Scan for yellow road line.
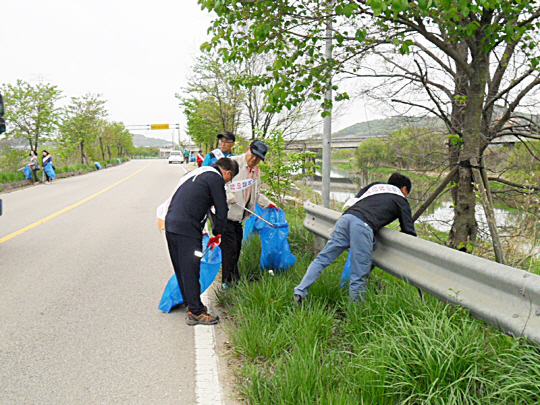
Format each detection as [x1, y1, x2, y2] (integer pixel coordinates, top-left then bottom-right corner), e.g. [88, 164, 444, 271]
[0, 162, 152, 245]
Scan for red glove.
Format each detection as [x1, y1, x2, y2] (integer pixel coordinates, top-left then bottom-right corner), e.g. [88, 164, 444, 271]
[207, 234, 221, 250]
[268, 203, 279, 210]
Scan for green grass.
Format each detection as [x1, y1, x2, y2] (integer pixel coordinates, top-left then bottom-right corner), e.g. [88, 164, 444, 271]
[0, 159, 126, 184]
[0, 171, 26, 183]
[218, 205, 540, 404]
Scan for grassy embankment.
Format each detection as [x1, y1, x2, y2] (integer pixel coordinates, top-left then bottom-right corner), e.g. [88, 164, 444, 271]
[217, 203, 540, 404]
[0, 159, 125, 185]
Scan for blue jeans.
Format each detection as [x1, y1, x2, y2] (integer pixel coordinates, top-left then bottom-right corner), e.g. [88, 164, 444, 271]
[294, 214, 374, 300]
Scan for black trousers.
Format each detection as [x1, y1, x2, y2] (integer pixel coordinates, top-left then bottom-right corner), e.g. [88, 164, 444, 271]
[31, 168, 39, 182]
[165, 231, 205, 315]
[221, 220, 244, 284]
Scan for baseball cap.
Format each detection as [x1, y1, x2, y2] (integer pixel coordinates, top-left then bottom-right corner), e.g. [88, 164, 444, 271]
[249, 140, 268, 161]
[217, 131, 236, 142]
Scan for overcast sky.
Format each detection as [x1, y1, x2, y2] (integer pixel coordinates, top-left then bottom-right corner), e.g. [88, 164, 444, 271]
[2, 0, 372, 143]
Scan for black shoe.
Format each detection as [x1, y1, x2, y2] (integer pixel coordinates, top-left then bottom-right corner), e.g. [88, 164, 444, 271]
[186, 311, 219, 326]
[293, 294, 303, 305]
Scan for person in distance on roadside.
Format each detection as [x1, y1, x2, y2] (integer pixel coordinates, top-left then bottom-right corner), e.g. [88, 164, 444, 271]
[293, 173, 416, 304]
[42, 150, 54, 184]
[201, 131, 235, 166]
[196, 150, 204, 167]
[164, 157, 239, 325]
[29, 150, 40, 184]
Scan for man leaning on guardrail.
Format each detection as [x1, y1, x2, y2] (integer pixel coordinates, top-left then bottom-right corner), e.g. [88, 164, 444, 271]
[293, 173, 417, 303]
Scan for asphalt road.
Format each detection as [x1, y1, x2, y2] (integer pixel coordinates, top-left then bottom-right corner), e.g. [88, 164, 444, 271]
[0, 159, 201, 404]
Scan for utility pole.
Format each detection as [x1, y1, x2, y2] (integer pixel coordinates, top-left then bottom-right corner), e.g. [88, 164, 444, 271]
[321, 0, 334, 208]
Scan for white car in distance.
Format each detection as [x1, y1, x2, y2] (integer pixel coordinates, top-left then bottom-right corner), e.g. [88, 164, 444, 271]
[168, 150, 184, 164]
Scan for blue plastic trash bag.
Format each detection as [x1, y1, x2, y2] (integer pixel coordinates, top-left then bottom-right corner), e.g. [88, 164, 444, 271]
[158, 234, 222, 313]
[23, 165, 31, 180]
[243, 204, 265, 240]
[255, 206, 296, 272]
[94, 162, 102, 170]
[340, 244, 376, 288]
[341, 251, 352, 288]
[44, 164, 56, 180]
[117, 158, 121, 164]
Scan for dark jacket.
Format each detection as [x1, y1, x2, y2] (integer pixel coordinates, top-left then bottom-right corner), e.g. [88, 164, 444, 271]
[165, 164, 228, 238]
[344, 182, 416, 236]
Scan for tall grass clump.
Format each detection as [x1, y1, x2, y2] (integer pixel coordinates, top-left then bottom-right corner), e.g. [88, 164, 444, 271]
[218, 205, 540, 404]
[0, 171, 26, 183]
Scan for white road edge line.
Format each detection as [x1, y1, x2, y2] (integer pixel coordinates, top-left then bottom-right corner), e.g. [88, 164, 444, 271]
[194, 290, 224, 404]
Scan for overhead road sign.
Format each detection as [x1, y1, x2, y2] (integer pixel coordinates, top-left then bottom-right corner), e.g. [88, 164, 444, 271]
[125, 123, 180, 131]
[151, 124, 170, 130]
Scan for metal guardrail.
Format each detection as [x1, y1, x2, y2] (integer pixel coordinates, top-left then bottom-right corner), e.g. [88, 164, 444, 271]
[303, 201, 540, 344]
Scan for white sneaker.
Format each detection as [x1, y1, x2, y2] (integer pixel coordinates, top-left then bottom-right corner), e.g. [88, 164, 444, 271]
[45, 181, 50, 184]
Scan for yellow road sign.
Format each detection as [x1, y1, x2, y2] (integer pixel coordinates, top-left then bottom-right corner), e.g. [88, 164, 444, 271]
[151, 124, 169, 130]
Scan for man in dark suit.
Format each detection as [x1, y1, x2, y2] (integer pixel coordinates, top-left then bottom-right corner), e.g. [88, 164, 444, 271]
[165, 157, 239, 325]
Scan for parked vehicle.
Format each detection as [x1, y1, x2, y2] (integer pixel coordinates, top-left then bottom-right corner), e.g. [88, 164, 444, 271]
[168, 150, 184, 164]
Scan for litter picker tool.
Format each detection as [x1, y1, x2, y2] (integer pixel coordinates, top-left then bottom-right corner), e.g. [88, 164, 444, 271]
[194, 245, 212, 258]
[234, 203, 276, 227]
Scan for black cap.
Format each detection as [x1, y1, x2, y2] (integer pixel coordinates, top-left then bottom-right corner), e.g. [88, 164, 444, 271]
[217, 131, 235, 142]
[249, 140, 268, 161]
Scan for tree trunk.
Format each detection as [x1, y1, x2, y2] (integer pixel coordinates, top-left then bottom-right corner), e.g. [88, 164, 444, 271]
[80, 140, 86, 165]
[448, 56, 489, 250]
[99, 137, 106, 160]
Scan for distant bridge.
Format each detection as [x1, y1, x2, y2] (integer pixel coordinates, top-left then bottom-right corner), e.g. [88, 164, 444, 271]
[285, 135, 387, 151]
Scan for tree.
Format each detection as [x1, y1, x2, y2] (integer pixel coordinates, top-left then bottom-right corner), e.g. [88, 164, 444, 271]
[199, 0, 540, 250]
[59, 94, 107, 164]
[386, 127, 447, 170]
[259, 129, 317, 203]
[179, 52, 322, 148]
[0, 80, 62, 151]
[96, 121, 132, 160]
[177, 54, 244, 148]
[180, 96, 233, 149]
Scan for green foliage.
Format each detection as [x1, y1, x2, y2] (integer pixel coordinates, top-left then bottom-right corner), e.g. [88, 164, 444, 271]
[355, 136, 388, 170]
[386, 127, 447, 169]
[180, 96, 227, 148]
[178, 53, 243, 148]
[331, 148, 356, 160]
[259, 130, 317, 204]
[0, 170, 26, 183]
[1, 80, 62, 151]
[95, 121, 133, 160]
[507, 140, 540, 185]
[131, 146, 159, 157]
[354, 127, 447, 171]
[58, 93, 107, 164]
[0, 145, 27, 172]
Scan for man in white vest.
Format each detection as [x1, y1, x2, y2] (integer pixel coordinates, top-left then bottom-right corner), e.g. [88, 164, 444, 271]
[201, 131, 235, 166]
[223, 140, 278, 287]
[293, 173, 416, 303]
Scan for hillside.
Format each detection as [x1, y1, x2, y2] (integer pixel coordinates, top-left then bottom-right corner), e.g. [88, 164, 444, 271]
[333, 116, 445, 138]
[131, 133, 172, 147]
